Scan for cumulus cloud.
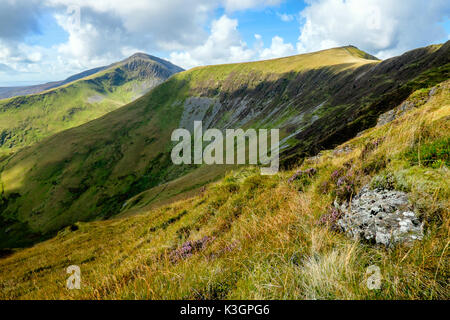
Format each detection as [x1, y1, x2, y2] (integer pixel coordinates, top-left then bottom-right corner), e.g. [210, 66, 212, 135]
[170, 16, 297, 69]
[0, 0, 48, 78]
[297, 0, 450, 59]
[0, 0, 284, 75]
[0, 0, 221, 80]
[223, 0, 283, 12]
[0, 0, 43, 40]
[260, 36, 296, 60]
[0, 39, 45, 72]
[170, 15, 255, 69]
[1, 0, 449, 84]
[46, 0, 216, 67]
[277, 13, 295, 22]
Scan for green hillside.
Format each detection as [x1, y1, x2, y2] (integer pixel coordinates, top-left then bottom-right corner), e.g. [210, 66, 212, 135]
[0, 43, 449, 248]
[0, 53, 183, 157]
[0, 79, 448, 299]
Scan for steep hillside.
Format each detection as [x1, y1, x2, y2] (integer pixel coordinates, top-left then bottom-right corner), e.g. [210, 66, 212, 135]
[0, 80, 448, 299]
[0, 53, 183, 156]
[0, 43, 449, 248]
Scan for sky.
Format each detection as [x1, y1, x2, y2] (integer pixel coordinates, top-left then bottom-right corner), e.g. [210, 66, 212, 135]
[0, 0, 449, 86]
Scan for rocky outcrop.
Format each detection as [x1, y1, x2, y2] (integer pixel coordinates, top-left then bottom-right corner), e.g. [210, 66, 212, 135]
[336, 186, 424, 247]
[377, 101, 416, 127]
[376, 86, 439, 127]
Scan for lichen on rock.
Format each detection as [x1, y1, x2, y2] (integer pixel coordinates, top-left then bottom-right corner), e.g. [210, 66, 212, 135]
[336, 186, 424, 247]
[377, 101, 416, 127]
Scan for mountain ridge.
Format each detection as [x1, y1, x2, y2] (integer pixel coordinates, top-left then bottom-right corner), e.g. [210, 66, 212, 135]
[0, 42, 448, 248]
[188, 45, 380, 73]
[0, 54, 183, 99]
[0, 53, 184, 157]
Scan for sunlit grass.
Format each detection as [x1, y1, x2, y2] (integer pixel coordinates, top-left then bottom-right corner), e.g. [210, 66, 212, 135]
[0, 81, 448, 300]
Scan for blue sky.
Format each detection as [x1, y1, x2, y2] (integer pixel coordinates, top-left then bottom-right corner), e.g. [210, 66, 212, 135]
[221, 1, 307, 46]
[0, 0, 449, 86]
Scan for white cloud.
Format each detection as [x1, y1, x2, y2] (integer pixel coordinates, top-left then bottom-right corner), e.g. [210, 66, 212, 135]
[260, 36, 295, 60]
[297, 0, 450, 59]
[170, 15, 255, 69]
[170, 16, 298, 69]
[53, 10, 130, 70]
[0, 0, 43, 40]
[0, 0, 50, 80]
[0, 0, 222, 82]
[0, 0, 291, 83]
[46, 0, 215, 63]
[1, 0, 449, 84]
[223, 0, 282, 12]
[277, 13, 294, 22]
[0, 0, 285, 79]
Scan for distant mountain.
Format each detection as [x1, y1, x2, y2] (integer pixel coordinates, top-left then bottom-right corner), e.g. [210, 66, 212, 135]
[0, 53, 183, 99]
[0, 53, 183, 156]
[0, 67, 107, 99]
[0, 43, 448, 248]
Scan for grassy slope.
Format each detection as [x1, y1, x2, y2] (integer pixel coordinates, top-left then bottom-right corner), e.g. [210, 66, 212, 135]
[0, 81, 448, 300]
[80, 44, 450, 220]
[0, 44, 448, 249]
[188, 45, 377, 76]
[106, 47, 384, 214]
[0, 77, 193, 247]
[0, 46, 380, 245]
[0, 54, 181, 157]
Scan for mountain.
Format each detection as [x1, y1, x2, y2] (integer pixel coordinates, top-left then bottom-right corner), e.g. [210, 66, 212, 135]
[1, 78, 448, 299]
[0, 43, 449, 248]
[0, 53, 184, 156]
[0, 53, 183, 100]
[0, 66, 107, 100]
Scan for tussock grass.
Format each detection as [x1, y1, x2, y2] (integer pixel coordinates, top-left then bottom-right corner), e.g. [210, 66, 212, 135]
[0, 81, 448, 300]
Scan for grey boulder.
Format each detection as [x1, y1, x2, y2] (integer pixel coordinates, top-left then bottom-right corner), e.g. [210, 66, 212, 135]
[336, 186, 424, 247]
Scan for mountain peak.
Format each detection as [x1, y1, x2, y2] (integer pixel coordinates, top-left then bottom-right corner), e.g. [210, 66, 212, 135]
[341, 45, 380, 61]
[127, 52, 153, 60]
[121, 52, 185, 73]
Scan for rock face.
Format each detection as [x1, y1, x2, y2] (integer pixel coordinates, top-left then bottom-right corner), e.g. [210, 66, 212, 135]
[376, 85, 440, 127]
[377, 101, 416, 127]
[337, 186, 424, 247]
